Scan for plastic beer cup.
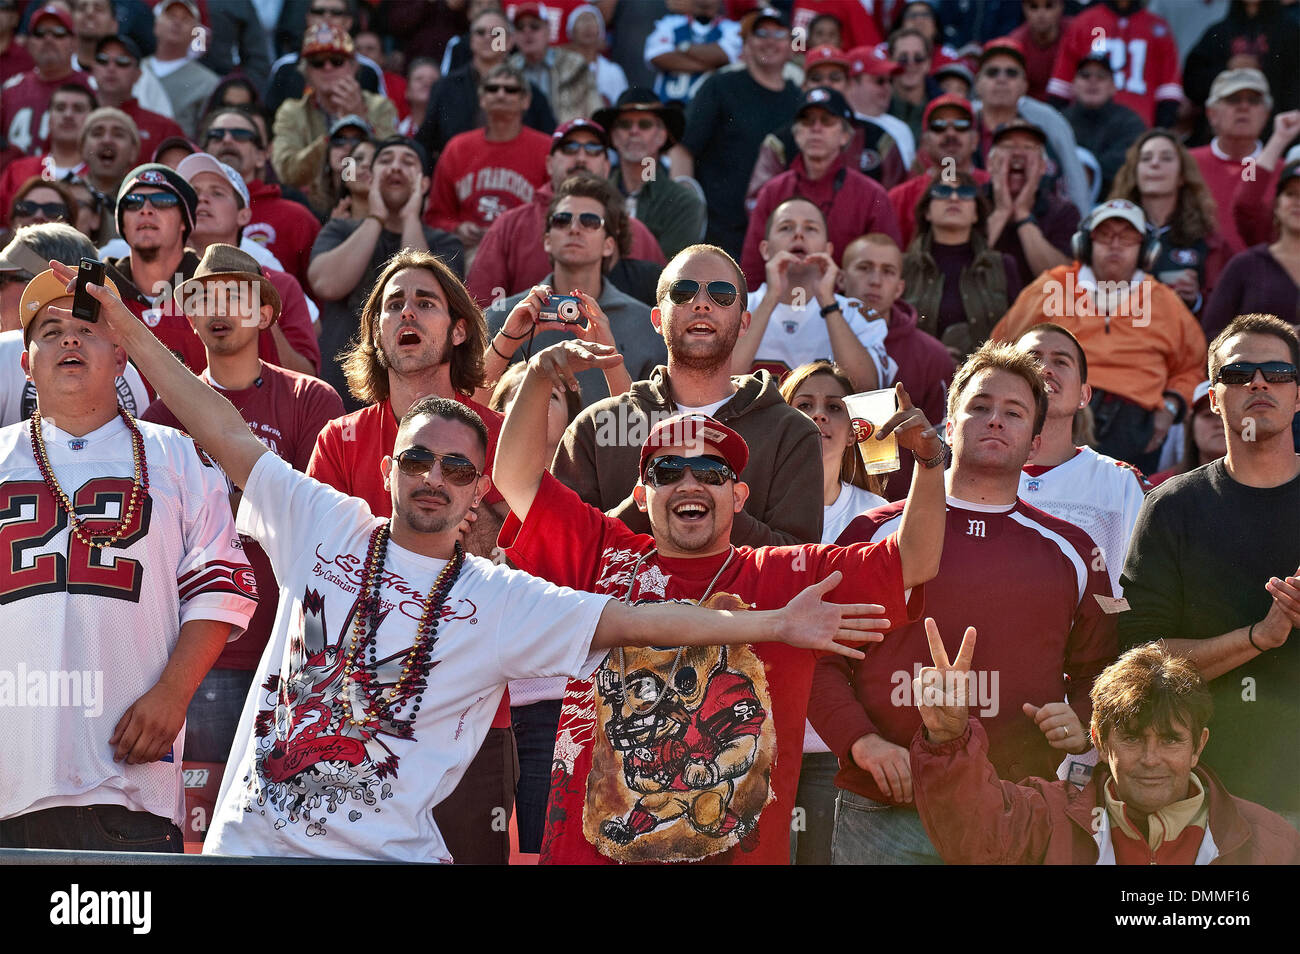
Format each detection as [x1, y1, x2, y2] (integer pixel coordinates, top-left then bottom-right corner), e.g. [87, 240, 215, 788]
[844, 388, 900, 474]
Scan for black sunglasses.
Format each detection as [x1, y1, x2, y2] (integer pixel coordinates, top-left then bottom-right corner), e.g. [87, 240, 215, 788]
[666, 279, 739, 308]
[894, 53, 928, 65]
[307, 55, 349, 69]
[557, 140, 605, 156]
[982, 66, 1023, 79]
[394, 449, 481, 486]
[482, 83, 522, 95]
[120, 192, 181, 211]
[205, 126, 262, 146]
[13, 200, 68, 220]
[929, 183, 977, 200]
[548, 210, 604, 231]
[95, 53, 136, 67]
[928, 118, 972, 132]
[309, 5, 348, 15]
[1215, 361, 1299, 386]
[329, 132, 365, 147]
[32, 26, 70, 38]
[644, 455, 736, 488]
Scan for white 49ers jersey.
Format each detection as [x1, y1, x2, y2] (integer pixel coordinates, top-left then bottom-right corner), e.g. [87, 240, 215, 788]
[0, 415, 256, 827]
[1019, 446, 1149, 596]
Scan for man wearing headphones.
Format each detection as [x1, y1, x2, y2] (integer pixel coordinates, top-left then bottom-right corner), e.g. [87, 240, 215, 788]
[992, 199, 1206, 473]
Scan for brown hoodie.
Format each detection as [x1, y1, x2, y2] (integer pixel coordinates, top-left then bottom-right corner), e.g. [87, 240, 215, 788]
[550, 366, 824, 546]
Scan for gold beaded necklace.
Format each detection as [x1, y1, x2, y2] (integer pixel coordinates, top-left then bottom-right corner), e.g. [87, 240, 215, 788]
[29, 407, 148, 550]
[339, 522, 464, 728]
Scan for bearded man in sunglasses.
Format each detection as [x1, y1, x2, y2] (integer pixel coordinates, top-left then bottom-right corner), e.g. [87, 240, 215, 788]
[53, 263, 886, 862]
[495, 344, 944, 864]
[553, 244, 826, 545]
[1120, 314, 1300, 825]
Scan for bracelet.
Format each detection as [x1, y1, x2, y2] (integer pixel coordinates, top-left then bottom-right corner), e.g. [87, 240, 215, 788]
[819, 302, 842, 318]
[1012, 215, 1035, 229]
[496, 326, 532, 340]
[1248, 621, 1265, 653]
[914, 437, 947, 470]
[490, 339, 513, 360]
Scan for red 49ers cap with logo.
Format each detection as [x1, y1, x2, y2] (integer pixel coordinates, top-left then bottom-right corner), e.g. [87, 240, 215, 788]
[639, 413, 749, 479]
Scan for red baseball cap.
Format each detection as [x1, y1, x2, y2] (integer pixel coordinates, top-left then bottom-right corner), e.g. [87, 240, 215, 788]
[639, 414, 749, 480]
[511, 2, 545, 25]
[30, 4, 74, 32]
[922, 92, 973, 126]
[848, 44, 901, 78]
[980, 36, 1026, 69]
[804, 45, 850, 71]
[550, 117, 608, 152]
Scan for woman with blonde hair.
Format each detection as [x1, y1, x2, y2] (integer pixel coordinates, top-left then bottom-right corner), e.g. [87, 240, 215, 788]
[1109, 129, 1235, 313]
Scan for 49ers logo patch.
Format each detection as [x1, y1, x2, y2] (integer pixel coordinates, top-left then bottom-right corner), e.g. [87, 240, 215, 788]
[851, 417, 874, 442]
[233, 566, 258, 598]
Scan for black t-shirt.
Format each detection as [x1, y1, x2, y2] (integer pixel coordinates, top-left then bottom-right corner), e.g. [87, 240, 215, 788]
[1119, 459, 1300, 813]
[682, 70, 802, 257]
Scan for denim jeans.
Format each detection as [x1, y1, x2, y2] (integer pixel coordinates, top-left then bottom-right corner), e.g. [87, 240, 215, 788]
[790, 752, 839, 865]
[831, 789, 943, 865]
[184, 668, 256, 763]
[0, 804, 183, 852]
[511, 699, 562, 854]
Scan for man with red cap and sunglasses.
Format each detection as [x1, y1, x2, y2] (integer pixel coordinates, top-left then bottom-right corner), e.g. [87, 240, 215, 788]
[492, 334, 946, 864]
[1, 4, 93, 157]
[1120, 313, 1300, 826]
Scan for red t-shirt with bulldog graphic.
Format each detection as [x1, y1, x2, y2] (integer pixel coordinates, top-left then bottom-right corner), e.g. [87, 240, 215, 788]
[500, 472, 917, 865]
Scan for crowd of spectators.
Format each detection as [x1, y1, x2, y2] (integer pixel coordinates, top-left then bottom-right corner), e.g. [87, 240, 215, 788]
[0, 0, 1298, 867]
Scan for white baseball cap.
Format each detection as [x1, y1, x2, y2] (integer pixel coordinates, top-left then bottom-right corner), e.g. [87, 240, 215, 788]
[1088, 198, 1146, 234]
[176, 152, 251, 209]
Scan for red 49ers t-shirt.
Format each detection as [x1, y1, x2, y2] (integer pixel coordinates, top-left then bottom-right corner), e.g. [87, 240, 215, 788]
[306, 395, 504, 514]
[426, 127, 550, 233]
[500, 472, 918, 865]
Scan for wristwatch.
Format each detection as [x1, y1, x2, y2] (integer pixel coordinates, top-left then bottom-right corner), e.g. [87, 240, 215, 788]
[1012, 214, 1036, 229]
[1161, 393, 1184, 424]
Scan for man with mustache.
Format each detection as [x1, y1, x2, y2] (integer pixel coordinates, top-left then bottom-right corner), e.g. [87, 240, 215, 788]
[887, 94, 987, 248]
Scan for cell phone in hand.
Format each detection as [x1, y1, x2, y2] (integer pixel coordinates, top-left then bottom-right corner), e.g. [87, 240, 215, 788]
[72, 258, 104, 322]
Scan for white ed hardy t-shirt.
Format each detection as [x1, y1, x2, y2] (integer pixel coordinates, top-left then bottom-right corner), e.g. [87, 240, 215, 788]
[204, 454, 611, 862]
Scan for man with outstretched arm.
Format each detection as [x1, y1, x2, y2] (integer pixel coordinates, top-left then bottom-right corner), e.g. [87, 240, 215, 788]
[52, 263, 881, 863]
[491, 337, 946, 865]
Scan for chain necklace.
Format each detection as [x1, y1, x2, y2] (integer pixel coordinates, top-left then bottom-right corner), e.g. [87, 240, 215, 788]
[339, 522, 464, 727]
[30, 407, 148, 550]
[615, 545, 736, 716]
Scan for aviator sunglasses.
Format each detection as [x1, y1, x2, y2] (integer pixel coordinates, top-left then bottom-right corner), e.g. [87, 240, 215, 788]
[394, 448, 481, 485]
[644, 455, 736, 488]
[666, 279, 738, 307]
